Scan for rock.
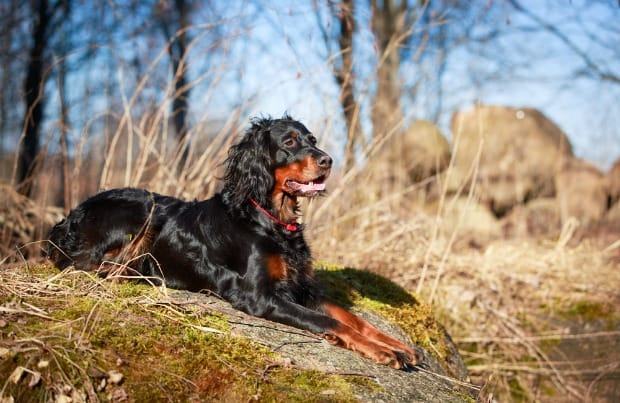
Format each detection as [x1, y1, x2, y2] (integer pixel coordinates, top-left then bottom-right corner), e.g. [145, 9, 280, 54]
[502, 197, 561, 238]
[608, 157, 620, 206]
[438, 197, 502, 247]
[168, 267, 474, 402]
[606, 199, 620, 222]
[107, 370, 124, 385]
[556, 158, 608, 225]
[368, 120, 451, 189]
[451, 105, 573, 217]
[403, 120, 452, 182]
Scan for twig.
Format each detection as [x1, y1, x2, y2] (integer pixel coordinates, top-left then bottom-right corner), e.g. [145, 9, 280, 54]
[0, 306, 57, 322]
[416, 367, 481, 391]
[272, 340, 323, 352]
[455, 330, 620, 344]
[585, 362, 619, 401]
[323, 370, 379, 380]
[227, 320, 322, 340]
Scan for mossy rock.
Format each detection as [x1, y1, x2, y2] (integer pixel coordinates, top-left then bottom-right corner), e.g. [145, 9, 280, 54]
[315, 265, 469, 379]
[0, 264, 474, 402]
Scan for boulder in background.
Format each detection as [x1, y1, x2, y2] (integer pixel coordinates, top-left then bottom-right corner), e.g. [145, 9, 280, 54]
[451, 105, 573, 217]
[608, 157, 620, 207]
[556, 158, 608, 226]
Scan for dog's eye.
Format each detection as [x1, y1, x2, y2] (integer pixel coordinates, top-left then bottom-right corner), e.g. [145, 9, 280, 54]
[283, 138, 297, 148]
[308, 136, 317, 145]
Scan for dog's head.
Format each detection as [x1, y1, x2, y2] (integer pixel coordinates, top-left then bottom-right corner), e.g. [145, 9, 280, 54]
[223, 115, 332, 216]
[269, 118, 332, 199]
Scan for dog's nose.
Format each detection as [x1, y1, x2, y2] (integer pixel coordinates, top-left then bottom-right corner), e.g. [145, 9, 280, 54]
[317, 154, 332, 169]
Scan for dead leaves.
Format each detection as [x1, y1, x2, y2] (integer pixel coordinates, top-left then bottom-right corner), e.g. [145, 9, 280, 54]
[8, 365, 41, 388]
[4, 361, 126, 402]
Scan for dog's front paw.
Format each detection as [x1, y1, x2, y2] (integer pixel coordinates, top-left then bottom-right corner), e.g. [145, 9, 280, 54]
[367, 345, 418, 370]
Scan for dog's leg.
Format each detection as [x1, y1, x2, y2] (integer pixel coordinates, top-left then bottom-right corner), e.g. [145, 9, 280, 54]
[228, 290, 414, 368]
[322, 301, 423, 367]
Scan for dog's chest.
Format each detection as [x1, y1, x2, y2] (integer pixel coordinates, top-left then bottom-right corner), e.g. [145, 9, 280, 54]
[263, 234, 312, 283]
[265, 252, 311, 282]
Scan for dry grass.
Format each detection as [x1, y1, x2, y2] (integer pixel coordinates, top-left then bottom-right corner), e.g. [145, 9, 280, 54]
[308, 164, 620, 401]
[3, 134, 620, 402]
[1, 72, 619, 400]
[434, 238, 619, 401]
[0, 185, 64, 263]
[0, 264, 383, 401]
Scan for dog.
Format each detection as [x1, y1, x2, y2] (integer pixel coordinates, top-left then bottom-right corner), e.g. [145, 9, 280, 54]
[46, 115, 421, 369]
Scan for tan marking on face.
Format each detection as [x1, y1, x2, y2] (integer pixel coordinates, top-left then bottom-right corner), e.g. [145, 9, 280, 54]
[273, 156, 321, 193]
[271, 156, 322, 222]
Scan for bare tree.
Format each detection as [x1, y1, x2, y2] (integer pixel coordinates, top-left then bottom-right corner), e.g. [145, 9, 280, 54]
[314, 0, 363, 171]
[17, 0, 72, 197]
[369, 0, 412, 142]
[316, 0, 453, 172]
[155, 0, 192, 168]
[508, 0, 620, 85]
[0, 3, 27, 156]
[18, 0, 52, 196]
[334, 0, 363, 172]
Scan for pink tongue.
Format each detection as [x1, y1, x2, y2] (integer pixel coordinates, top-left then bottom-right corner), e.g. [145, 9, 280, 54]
[289, 181, 325, 192]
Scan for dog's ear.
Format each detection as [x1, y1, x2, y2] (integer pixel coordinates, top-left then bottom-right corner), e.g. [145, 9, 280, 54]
[222, 118, 274, 210]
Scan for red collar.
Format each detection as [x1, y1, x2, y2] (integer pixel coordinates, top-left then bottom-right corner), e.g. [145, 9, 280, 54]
[249, 198, 300, 232]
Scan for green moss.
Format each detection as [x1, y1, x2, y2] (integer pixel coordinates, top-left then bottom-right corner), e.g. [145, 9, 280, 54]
[316, 263, 418, 307]
[539, 335, 561, 351]
[261, 370, 363, 402]
[541, 298, 618, 332]
[540, 380, 558, 397]
[23, 263, 60, 277]
[51, 295, 99, 320]
[561, 300, 614, 322]
[452, 390, 477, 403]
[109, 281, 157, 298]
[0, 265, 372, 401]
[542, 298, 616, 321]
[508, 377, 532, 402]
[315, 265, 449, 364]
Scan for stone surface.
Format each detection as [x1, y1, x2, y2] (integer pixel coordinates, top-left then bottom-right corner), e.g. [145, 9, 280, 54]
[451, 105, 573, 217]
[556, 157, 608, 225]
[169, 289, 475, 402]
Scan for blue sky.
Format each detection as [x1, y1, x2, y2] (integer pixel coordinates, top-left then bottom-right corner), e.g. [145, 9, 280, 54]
[189, 0, 620, 169]
[14, 0, 618, 171]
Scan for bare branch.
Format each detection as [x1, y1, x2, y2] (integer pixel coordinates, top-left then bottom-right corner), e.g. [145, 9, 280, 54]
[508, 0, 620, 85]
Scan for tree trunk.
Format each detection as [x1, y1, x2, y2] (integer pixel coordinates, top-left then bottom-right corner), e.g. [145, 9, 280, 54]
[169, 0, 190, 169]
[18, 0, 50, 197]
[58, 55, 71, 212]
[370, 0, 407, 142]
[335, 0, 362, 173]
[369, 0, 409, 190]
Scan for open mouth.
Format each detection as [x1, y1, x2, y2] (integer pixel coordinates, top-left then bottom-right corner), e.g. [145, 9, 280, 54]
[285, 175, 327, 196]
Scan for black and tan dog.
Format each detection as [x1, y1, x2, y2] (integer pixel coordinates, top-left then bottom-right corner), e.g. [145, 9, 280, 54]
[46, 115, 421, 369]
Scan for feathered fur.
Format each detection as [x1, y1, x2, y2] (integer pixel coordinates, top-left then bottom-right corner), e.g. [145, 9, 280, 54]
[45, 115, 421, 369]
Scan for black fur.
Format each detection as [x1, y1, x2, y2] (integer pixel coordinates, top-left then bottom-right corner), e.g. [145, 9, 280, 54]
[48, 116, 333, 330]
[45, 116, 420, 369]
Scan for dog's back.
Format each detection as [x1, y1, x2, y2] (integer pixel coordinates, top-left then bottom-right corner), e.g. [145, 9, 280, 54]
[46, 188, 166, 270]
